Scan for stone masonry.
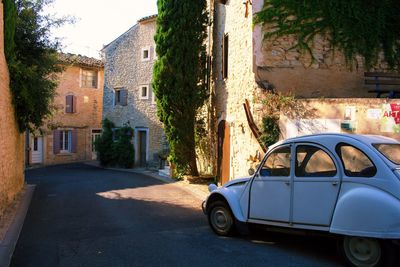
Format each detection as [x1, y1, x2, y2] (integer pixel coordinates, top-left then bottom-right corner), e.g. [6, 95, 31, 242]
[102, 15, 166, 168]
[38, 54, 104, 165]
[0, 3, 24, 217]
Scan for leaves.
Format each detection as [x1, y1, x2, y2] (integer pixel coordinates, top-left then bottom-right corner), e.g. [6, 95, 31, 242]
[254, 0, 400, 70]
[152, 0, 208, 176]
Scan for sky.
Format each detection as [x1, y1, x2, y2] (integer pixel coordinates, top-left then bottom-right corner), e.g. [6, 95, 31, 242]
[44, 0, 158, 59]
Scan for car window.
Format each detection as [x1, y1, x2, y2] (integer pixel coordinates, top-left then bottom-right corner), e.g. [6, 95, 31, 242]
[336, 143, 377, 177]
[373, 144, 400, 165]
[296, 145, 337, 177]
[260, 146, 291, 177]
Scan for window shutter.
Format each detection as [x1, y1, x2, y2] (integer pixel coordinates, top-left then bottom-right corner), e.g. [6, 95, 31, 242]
[53, 130, 61, 154]
[121, 89, 128, 106]
[73, 96, 77, 113]
[66, 95, 73, 113]
[71, 130, 78, 153]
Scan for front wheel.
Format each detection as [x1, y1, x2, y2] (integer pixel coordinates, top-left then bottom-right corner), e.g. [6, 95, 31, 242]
[207, 200, 235, 236]
[340, 236, 383, 267]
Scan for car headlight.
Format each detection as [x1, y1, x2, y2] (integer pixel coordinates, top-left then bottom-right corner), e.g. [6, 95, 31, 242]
[208, 184, 218, 192]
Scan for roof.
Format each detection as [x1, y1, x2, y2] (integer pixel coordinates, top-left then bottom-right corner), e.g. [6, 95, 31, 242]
[102, 14, 157, 51]
[282, 133, 398, 145]
[58, 53, 104, 68]
[138, 14, 157, 23]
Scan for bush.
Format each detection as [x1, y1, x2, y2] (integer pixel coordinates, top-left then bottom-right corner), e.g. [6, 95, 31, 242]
[94, 119, 135, 168]
[260, 116, 280, 147]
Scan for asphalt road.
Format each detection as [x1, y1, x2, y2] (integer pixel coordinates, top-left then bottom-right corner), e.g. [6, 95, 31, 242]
[11, 163, 343, 267]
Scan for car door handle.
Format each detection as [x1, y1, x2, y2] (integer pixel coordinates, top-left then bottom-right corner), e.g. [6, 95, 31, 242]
[284, 181, 290, 186]
[332, 181, 338, 186]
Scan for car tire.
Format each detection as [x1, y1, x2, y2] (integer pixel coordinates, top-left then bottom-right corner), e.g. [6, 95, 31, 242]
[339, 236, 384, 267]
[208, 200, 235, 236]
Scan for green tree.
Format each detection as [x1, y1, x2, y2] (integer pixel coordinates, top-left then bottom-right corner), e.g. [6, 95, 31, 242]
[4, 0, 69, 132]
[254, 0, 400, 70]
[152, 0, 208, 176]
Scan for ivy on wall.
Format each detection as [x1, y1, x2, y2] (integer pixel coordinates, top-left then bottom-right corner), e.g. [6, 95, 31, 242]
[254, 0, 400, 70]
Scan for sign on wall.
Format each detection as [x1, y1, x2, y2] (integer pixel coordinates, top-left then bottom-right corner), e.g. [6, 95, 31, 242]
[381, 103, 400, 133]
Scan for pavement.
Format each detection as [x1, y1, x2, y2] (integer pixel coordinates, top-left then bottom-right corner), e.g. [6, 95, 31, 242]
[0, 161, 210, 267]
[0, 185, 35, 267]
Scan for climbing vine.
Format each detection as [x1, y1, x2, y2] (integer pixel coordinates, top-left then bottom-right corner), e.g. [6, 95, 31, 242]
[254, 0, 400, 70]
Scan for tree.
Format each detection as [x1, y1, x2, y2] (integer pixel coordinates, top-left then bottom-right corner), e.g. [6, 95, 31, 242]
[152, 0, 208, 176]
[4, 0, 69, 132]
[254, 0, 400, 70]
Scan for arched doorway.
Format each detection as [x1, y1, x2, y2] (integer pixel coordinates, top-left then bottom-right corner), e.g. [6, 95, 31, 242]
[217, 120, 230, 185]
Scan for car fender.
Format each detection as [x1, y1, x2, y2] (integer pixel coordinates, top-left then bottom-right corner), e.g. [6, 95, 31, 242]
[330, 184, 400, 239]
[206, 188, 246, 222]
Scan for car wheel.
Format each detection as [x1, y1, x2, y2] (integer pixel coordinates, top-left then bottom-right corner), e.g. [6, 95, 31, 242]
[340, 236, 383, 267]
[208, 200, 235, 236]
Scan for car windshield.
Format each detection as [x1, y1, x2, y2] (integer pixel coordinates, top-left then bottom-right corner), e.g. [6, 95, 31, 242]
[373, 143, 400, 165]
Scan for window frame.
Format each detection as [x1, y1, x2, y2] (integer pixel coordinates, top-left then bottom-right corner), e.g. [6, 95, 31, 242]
[59, 130, 71, 153]
[139, 85, 149, 100]
[295, 144, 337, 178]
[65, 94, 77, 114]
[114, 88, 128, 106]
[335, 142, 377, 178]
[80, 68, 98, 88]
[141, 46, 150, 61]
[259, 145, 292, 177]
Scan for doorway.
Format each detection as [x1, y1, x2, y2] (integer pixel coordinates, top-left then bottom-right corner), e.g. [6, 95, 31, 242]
[31, 136, 43, 164]
[91, 129, 102, 160]
[217, 120, 230, 185]
[135, 128, 149, 167]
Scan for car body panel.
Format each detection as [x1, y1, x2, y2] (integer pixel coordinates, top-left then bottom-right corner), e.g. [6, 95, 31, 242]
[204, 133, 400, 239]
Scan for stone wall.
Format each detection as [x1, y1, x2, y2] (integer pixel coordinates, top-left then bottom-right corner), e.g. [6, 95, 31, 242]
[0, 3, 24, 217]
[103, 17, 166, 167]
[252, 0, 383, 98]
[43, 64, 104, 165]
[212, 1, 262, 180]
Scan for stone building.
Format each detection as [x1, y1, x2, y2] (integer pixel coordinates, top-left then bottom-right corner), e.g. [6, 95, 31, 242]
[0, 3, 25, 217]
[101, 15, 166, 168]
[210, 0, 400, 183]
[27, 53, 104, 165]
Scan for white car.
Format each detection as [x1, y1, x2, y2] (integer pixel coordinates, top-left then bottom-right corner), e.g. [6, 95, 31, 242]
[203, 133, 400, 267]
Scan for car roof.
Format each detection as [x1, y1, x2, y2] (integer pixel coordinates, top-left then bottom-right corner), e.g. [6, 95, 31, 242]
[278, 133, 399, 147]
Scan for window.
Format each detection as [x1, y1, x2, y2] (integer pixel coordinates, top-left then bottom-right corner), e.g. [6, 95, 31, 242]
[373, 143, 400, 165]
[296, 145, 337, 177]
[81, 69, 98, 88]
[222, 34, 229, 79]
[260, 146, 291, 177]
[114, 88, 128, 106]
[139, 85, 149, 100]
[53, 129, 77, 154]
[60, 130, 71, 152]
[336, 143, 377, 177]
[141, 47, 150, 61]
[65, 95, 77, 113]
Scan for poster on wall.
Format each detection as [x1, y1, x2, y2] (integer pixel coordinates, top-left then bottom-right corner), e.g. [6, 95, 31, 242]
[381, 103, 400, 133]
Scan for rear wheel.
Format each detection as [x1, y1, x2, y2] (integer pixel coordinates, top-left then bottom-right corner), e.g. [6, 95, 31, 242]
[207, 200, 235, 236]
[340, 236, 383, 267]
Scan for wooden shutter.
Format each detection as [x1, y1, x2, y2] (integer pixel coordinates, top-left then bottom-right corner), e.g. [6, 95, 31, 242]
[53, 130, 61, 154]
[71, 130, 78, 153]
[72, 96, 77, 113]
[66, 95, 73, 113]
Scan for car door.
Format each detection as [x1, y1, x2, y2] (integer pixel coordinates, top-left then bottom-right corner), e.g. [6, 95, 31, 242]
[292, 144, 341, 226]
[249, 145, 292, 223]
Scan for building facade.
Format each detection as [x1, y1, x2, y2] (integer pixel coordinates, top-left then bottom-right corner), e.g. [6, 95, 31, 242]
[210, 0, 400, 183]
[0, 3, 25, 217]
[27, 53, 104, 166]
[102, 15, 166, 168]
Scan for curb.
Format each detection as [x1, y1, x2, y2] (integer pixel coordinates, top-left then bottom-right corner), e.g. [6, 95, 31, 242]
[0, 184, 35, 267]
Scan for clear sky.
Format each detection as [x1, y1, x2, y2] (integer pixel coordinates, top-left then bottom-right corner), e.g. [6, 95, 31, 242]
[44, 0, 158, 59]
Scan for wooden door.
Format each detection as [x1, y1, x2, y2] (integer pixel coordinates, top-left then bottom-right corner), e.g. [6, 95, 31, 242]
[218, 121, 230, 185]
[138, 131, 147, 167]
[31, 136, 43, 164]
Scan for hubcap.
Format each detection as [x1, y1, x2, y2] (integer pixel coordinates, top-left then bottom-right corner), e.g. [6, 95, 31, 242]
[344, 237, 381, 266]
[211, 207, 231, 232]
